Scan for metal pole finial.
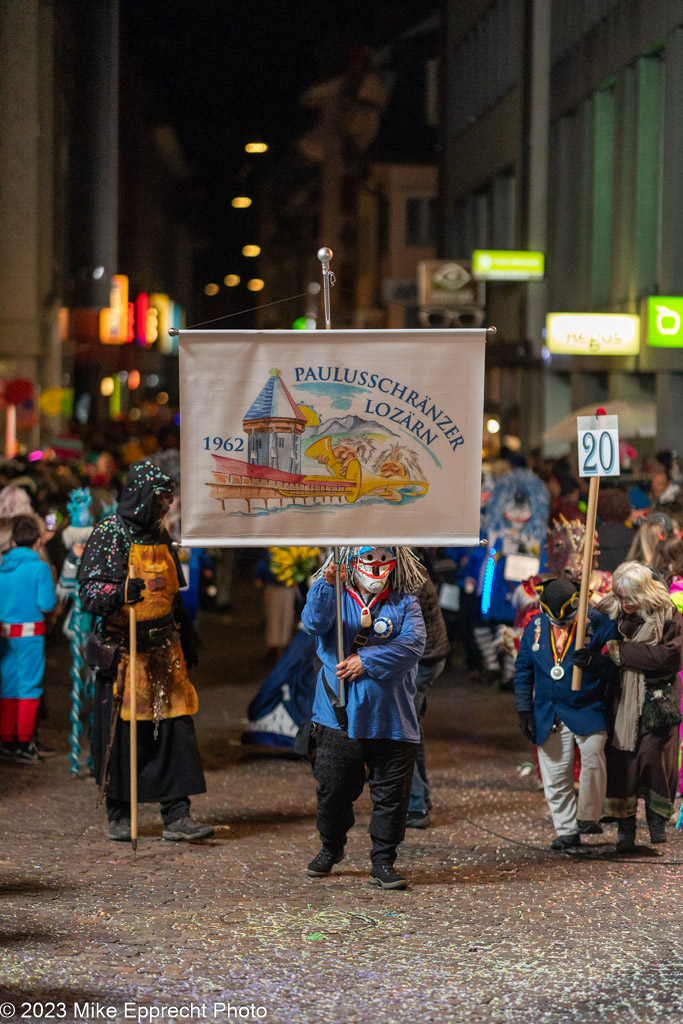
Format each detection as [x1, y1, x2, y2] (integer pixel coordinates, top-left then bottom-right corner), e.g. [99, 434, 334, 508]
[317, 245, 335, 331]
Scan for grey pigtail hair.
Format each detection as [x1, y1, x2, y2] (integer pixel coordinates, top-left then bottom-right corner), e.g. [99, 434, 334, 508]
[313, 546, 428, 594]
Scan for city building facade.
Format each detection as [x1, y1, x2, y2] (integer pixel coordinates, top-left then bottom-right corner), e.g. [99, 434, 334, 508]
[442, 0, 683, 456]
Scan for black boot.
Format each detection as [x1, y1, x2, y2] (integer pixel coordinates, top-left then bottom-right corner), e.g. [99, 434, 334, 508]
[108, 818, 132, 842]
[615, 816, 637, 854]
[368, 864, 407, 890]
[646, 807, 668, 844]
[307, 848, 344, 877]
[577, 819, 603, 835]
[550, 833, 581, 851]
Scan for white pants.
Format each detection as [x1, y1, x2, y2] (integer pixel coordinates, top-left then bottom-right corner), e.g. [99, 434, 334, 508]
[537, 722, 607, 836]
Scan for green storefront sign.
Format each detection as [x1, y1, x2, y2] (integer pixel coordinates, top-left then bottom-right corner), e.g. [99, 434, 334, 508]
[647, 296, 683, 347]
[471, 249, 545, 281]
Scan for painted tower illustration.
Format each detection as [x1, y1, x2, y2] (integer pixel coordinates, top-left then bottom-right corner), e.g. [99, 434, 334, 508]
[243, 368, 307, 474]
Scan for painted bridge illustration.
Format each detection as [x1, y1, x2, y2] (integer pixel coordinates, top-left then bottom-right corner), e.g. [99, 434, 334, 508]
[207, 369, 429, 514]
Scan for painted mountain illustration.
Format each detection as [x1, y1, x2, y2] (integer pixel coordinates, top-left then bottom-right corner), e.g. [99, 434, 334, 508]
[305, 415, 399, 439]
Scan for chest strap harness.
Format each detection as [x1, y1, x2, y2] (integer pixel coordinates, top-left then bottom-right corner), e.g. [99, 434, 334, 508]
[322, 587, 389, 729]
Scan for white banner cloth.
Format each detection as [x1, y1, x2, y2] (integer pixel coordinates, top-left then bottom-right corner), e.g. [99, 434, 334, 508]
[179, 329, 485, 546]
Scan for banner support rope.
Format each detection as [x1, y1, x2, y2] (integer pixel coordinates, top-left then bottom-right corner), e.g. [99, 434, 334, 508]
[169, 291, 312, 334]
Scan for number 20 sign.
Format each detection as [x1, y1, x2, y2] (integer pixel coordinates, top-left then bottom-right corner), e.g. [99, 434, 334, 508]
[577, 415, 619, 477]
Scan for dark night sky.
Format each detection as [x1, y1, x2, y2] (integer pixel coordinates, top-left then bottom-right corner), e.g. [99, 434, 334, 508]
[120, 0, 438, 292]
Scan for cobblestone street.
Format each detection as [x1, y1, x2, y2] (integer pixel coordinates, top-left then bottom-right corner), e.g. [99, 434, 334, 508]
[2, 594, 683, 1024]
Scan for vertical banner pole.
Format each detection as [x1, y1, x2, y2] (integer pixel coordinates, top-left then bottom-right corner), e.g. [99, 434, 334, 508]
[317, 246, 344, 703]
[333, 544, 345, 707]
[318, 246, 334, 331]
[128, 600, 138, 857]
[571, 474, 600, 692]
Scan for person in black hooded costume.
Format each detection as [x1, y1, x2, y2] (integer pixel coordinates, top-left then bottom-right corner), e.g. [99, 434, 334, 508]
[78, 460, 213, 842]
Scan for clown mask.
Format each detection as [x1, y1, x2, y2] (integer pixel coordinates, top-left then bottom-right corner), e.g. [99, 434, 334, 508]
[352, 546, 396, 594]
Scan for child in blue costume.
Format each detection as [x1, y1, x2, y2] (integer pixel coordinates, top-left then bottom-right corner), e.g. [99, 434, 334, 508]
[302, 545, 426, 890]
[514, 577, 617, 850]
[0, 515, 56, 762]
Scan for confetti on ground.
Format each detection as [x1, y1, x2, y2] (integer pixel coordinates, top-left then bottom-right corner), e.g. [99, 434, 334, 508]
[2, 588, 682, 1023]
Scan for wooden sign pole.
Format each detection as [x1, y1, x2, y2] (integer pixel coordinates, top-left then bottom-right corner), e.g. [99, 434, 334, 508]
[571, 474, 600, 692]
[129, 603, 138, 857]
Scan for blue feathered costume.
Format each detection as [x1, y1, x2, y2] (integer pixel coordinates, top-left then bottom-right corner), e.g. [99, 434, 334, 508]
[467, 469, 549, 685]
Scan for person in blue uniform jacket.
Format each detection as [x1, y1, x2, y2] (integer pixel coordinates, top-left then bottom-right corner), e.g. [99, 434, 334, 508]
[301, 545, 426, 890]
[514, 577, 617, 850]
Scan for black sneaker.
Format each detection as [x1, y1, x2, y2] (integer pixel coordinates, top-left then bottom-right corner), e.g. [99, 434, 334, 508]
[405, 810, 429, 829]
[30, 739, 58, 759]
[0, 742, 18, 760]
[108, 818, 132, 841]
[368, 864, 407, 890]
[162, 817, 214, 841]
[306, 848, 344, 877]
[577, 819, 603, 835]
[14, 743, 43, 764]
[550, 833, 581, 851]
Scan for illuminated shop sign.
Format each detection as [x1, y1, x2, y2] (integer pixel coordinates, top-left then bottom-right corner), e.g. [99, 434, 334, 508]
[100, 274, 132, 344]
[546, 313, 640, 356]
[98, 276, 182, 351]
[646, 296, 683, 347]
[472, 249, 545, 281]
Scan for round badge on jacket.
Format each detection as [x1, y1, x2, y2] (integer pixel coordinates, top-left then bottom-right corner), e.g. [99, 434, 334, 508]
[372, 616, 394, 638]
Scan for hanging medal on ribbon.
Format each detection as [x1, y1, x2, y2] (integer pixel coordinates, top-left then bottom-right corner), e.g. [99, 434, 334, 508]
[345, 586, 390, 630]
[532, 617, 541, 652]
[549, 619, 577, 680]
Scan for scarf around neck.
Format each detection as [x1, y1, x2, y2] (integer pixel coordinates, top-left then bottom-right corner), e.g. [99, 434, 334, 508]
[612, 606, 671, 752]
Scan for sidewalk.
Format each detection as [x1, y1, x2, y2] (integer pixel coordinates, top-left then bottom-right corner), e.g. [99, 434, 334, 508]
[1, 594, 682, 1024]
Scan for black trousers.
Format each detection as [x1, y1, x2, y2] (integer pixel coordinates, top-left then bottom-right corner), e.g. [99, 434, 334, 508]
[313, 725, 418, 864]
[106, 795, 190, 825]
[93, 676, 206, 803]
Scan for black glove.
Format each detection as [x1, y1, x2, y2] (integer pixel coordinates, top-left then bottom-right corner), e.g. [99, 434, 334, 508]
[181, 626, 200, 669]
[571, 647, 615, 676]
[518, 711, 537, 744]
[117, 577, 146, 605]
[174, 593, 199, 668]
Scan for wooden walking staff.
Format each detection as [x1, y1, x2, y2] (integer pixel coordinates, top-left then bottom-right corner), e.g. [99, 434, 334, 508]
[127, 582, 139, 857]
[571, 408, 619, 691]
[571, 475, 600, 692]
[317, 246, 345, 704]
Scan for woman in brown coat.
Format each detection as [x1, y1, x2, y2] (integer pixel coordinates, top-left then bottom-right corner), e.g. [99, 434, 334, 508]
[600, 561, 683, 852]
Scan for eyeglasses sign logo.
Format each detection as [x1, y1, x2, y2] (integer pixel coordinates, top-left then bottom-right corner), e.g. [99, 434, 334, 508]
[646, 296, 683, 347]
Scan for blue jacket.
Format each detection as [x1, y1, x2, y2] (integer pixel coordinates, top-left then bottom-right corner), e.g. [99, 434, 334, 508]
[301, 579, 426, 741]
[513, 606, 617, 745]
[0, 547, 56, 622]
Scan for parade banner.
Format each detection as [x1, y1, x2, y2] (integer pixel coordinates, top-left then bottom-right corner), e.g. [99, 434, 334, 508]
[179, 329, 486, 546]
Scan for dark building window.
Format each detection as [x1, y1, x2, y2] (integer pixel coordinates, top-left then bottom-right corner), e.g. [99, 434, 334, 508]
[406, 197, 438, 247]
